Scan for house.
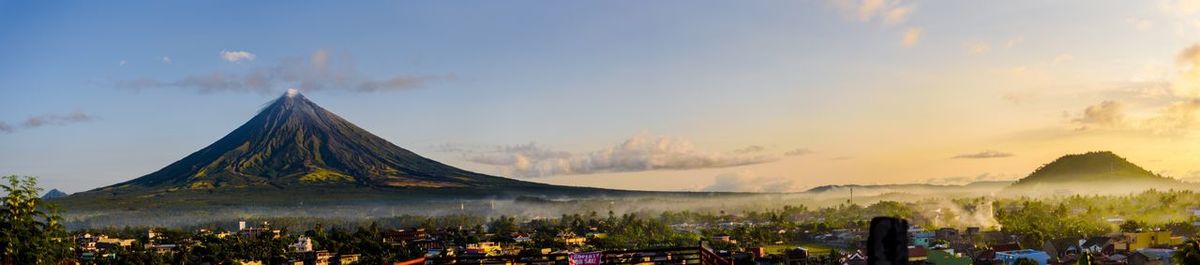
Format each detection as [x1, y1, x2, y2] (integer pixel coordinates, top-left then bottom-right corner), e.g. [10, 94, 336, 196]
[1128, 248, 1174, 265]
[338, 254, 360, 264]
[512, 232, 532, 243]
[909, 246, 928, 264]
[383, 228, 427, 245]
[842, 250, 867, 265]
[936, 228, 960, 241]
[712, 234, 735, 243]
[782, 247, 809, 265]
[927, 249, 972, 265]
[1115, 231, 1181, 251]
[558, 232, 587, 246]
[1041, 238, 1080, 260]
[289, 236, 313, 252]
[994, 249, 1050, 265]
[1079, 236, 1114, 255]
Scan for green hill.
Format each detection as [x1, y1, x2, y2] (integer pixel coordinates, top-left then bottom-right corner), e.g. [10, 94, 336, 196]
[1011, 151, 1173, 186]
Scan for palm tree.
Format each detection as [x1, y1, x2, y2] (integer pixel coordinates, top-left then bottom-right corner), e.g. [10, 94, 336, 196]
[1175, 238, 1200, 265]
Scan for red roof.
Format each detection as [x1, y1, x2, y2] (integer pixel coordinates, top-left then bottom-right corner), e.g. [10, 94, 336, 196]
[909, 247, 927, 258]
[992, 243, 1021, 252]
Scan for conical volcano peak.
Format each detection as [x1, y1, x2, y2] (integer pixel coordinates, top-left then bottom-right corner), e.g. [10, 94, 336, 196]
[95, 90, 537, 192]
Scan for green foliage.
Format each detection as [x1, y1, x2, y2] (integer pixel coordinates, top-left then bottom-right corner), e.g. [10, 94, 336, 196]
[1015, 257, 1040, 265]
[1176, 238, 1200, 265]
[0, 175, 72, 264]
[1120, 220, 1144, 233]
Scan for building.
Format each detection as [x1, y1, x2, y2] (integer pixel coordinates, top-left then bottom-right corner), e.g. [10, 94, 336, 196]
[908, 246, 928, 264]
[1128, 248, 1174, 265]
[994, 249, 1050, 265]
[1115, 231, 1182, 251]
[558, 232, 587, 246]
[290, 236, 314, 252]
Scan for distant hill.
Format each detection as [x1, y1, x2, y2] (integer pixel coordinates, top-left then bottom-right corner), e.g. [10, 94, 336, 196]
[1005, 151, 1188, 195]
[1011, 151, 1174, 186]
[41, 189, 67, 199]
[803, 181, 1013, 197]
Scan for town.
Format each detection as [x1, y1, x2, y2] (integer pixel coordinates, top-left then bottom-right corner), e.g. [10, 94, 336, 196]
[63, 191, 1200, 265]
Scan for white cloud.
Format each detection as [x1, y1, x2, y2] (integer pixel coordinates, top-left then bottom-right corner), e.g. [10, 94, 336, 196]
[455, 132, 779, 178]
[161, 56, 172, 64]
[220, 50, 256, 63]
[901, 27, 922, 47]
[118, 60, 127, 66]
[701, 171, 800, 193]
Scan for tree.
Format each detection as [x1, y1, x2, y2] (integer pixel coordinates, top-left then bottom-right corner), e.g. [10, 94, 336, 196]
[0, 175, 73, 264]
[1014, 257, 1040, 265]
[1077, 252, 1097, 265]
[1120, 220, 1143, 233]
[1176, 238, 1200, 265]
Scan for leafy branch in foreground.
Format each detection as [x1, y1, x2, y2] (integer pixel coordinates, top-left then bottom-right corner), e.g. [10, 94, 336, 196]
[0, 175, 72, 264]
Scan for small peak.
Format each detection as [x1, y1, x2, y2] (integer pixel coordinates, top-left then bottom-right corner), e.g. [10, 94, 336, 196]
[285, 88, 301, 98]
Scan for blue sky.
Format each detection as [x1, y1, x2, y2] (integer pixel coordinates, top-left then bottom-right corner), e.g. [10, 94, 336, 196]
[4, 1, 1200, 193]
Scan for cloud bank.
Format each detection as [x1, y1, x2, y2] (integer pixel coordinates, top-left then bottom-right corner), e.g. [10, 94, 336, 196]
[449, 133, 779, 178]
[115, 49, 443, 94]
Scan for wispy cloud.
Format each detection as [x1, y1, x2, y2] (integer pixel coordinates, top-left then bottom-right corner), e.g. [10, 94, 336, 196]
[444, 132, 779, 178]
[0, 111, 98, 134]
[951, 150, 1013, 159]
[115, 49, 445, 94]
[220, 50, 256, 63]
[784, 148, 814, 156]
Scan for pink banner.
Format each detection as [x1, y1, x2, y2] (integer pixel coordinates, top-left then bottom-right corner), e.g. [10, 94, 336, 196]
[570, 251, 603, 265]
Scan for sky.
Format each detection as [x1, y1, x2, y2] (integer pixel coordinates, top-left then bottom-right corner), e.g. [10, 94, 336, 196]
[4, 0, 1200, 193]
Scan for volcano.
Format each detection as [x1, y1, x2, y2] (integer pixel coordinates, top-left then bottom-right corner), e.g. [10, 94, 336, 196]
[100, 89, 538, 191]
[64, 90, 629, 210]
